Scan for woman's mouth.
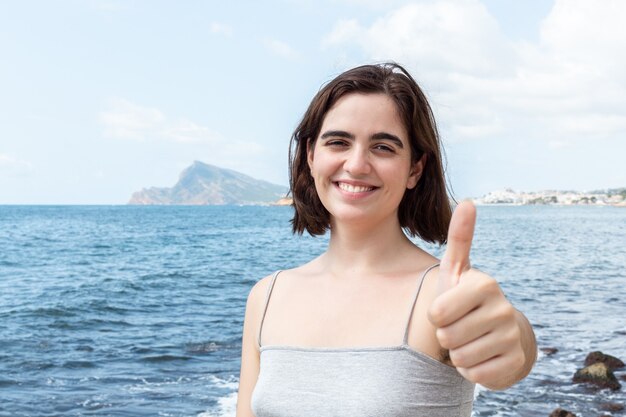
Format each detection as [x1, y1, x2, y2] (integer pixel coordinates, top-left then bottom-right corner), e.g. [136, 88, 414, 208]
[333, 181, 378, 198]
[336, 182, 374, 193]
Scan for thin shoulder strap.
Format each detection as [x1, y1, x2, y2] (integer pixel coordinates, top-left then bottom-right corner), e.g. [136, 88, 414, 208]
[257, 270, 282, 349]
[402, 263, 440, 345]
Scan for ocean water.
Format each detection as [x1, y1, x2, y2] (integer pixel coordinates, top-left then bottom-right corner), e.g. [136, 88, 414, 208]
[0, 205, 625, 417]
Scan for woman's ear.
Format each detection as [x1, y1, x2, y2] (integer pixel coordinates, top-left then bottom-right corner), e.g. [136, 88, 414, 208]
[407, 153, 427, 190]
[307, 139, 315, 173]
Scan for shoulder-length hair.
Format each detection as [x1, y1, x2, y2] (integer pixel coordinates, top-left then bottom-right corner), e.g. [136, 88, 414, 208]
[289, 62, 453, 244]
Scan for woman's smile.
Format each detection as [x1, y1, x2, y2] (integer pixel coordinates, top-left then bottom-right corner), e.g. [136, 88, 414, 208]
[333, 180, 379, 199]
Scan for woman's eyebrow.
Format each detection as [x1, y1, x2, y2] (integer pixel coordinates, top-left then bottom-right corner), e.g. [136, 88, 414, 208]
[320, 130, 355, 139]
[371, 132, 404, 148]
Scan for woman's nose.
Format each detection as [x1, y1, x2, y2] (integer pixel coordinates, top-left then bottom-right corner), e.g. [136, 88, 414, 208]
[344, 147, 371, 176]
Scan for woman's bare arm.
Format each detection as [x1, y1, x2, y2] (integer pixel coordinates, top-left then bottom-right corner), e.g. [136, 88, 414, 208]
[236, 276, 270, 417]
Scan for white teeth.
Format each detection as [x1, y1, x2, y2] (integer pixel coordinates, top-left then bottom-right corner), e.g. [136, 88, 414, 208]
[337, 182, 374, 193]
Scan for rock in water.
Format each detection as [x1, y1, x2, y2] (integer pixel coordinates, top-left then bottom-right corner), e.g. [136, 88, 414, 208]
[584, 351, 625, 370]
[573, 362, 621, 390]
[599, 402, 624, 412]
[541, 347, 558, 355]
[549, 408, 577, 417]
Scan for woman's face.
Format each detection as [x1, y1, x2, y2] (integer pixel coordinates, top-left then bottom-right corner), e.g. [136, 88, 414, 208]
[307, 93, 424, 228]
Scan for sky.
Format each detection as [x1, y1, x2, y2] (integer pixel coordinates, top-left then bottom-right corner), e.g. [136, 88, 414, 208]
[1, 0, 625, 204]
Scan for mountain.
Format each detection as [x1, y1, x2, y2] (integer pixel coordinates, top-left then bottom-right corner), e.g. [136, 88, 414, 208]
[128, 161, 288, 205]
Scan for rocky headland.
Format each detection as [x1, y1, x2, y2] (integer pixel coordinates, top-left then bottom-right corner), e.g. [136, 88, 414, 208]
[128, 161, 288, 205]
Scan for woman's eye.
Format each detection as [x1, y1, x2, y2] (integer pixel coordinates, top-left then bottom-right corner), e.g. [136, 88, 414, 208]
[374, 144, 395, 153]
[327, 140, 348, 147]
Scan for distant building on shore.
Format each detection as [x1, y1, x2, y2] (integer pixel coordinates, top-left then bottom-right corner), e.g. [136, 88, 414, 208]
[473, 187, 626, 206]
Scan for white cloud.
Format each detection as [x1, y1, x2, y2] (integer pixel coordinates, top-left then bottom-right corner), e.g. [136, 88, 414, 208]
[324, 0, 513, 76]
[99, 98, 165, 140]
[163, 119, 222, 144]
[99, 98, 223, 144]
[548, 140, 569, 150]
[322, 19, 361, 48]
[329, 0, 408, 9]
[98, 99, 266, 167]
[323, 0, 626, 145]
[0, 153, 33, 174]
[541, 0, 626, 66]
[263, 38, 300, 60]
[210, 22, 233, 36]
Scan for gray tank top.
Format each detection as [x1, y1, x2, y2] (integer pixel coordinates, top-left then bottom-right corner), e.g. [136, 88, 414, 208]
[250, 264, 475, 417]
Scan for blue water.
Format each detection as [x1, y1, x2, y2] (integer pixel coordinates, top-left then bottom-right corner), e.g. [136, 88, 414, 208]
[0, 205, 625, 416]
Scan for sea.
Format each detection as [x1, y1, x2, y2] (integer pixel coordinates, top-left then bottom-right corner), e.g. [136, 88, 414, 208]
[0, 205, 625, 417]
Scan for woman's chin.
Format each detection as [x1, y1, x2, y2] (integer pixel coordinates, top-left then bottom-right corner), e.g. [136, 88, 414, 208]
[328, 208, 393, 228]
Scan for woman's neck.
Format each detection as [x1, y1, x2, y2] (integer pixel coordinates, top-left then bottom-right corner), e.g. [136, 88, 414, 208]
[321, 216, 418, 278]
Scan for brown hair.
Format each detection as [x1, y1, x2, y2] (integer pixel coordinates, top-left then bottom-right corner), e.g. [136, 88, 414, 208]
[289, 62, 453, 244]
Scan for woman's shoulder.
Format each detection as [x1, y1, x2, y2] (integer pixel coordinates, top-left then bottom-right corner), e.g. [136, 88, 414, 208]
[243, 266, 312, 338]
[246, 263, 313, 303]
[247, 271, 281, 303]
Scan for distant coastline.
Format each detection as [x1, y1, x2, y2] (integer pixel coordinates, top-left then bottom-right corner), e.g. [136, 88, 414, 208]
[270, 189, 626, 207]
[126, 160, 624, 208]
[472, 188, 626, 206]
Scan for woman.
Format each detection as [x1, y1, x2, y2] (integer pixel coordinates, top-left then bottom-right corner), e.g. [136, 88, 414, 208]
[236, 63, 536, 416]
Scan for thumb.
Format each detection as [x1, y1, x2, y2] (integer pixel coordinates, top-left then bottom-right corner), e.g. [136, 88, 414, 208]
[437, 200, 476, 294]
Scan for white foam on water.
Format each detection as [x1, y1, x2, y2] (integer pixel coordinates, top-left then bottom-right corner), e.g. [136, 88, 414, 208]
[474, 383, 487, 400]
[197, 375, 238, 417]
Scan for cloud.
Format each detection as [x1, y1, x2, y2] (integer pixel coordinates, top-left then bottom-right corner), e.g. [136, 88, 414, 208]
[323, 0, 626, 144]
[98, 98, 265, 165]
[163, 119, 222, 144]
[548, 140, 569, 150]
[99, 99, 221, 144]
[322, 19, 361, 48]
[100, 98, 165, 140]
[263, 38, 300, 60]
[0, 153, 33, 175]
[210, 22, 233, 36]
[329, 0, 408, 9]
[324, 1, 513, 76]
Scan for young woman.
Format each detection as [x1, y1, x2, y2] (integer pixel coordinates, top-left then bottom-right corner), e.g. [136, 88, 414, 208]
[236, 63, 536, 416]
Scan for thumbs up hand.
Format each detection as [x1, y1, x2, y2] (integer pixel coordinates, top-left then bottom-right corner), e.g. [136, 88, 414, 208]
[428, 201, 531, 390]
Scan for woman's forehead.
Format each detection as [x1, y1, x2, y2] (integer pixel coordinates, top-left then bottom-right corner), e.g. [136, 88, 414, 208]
[320, 93, 407, 138]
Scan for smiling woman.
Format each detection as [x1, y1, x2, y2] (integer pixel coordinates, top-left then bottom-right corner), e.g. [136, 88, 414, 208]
[236, 63, 537, 417]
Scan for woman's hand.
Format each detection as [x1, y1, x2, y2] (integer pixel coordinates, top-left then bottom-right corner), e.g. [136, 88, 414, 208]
[428, 201, 537, 390]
